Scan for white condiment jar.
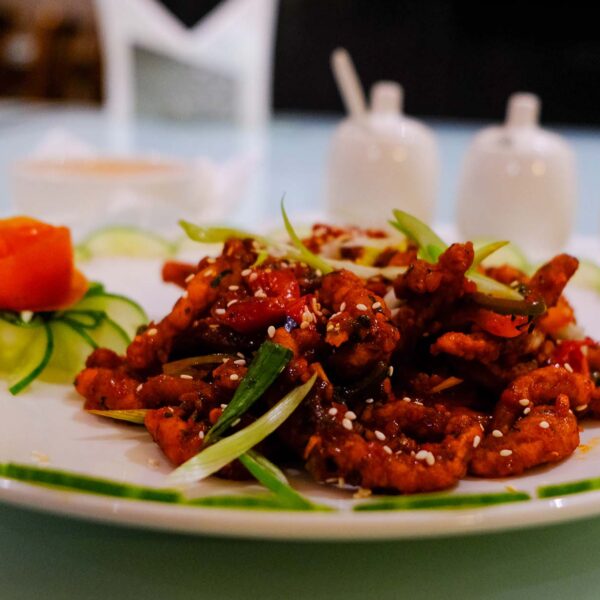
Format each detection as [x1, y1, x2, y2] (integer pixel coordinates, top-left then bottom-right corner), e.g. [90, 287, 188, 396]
[326, 81, 438, 227]
[457, 93, 577, 259]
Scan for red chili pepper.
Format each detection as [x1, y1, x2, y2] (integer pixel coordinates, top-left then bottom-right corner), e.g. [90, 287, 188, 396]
[287, 294, 319, 327]
[214, 297, 287, 334]
[473, 308, 529, 338]
[247, 268, 300, 300]
[552, 340, 589, 376]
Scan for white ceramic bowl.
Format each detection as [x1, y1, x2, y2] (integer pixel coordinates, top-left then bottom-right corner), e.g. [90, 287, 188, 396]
[10, 157, 224, 238]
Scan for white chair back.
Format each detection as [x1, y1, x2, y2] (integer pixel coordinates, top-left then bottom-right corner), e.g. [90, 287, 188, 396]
[94, 0, 278, 127]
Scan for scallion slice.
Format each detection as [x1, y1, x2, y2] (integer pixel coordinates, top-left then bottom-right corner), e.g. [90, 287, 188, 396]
[169, 374, 317, 487]
[87, 409, 149, 424]
[205, 341, 293, 443]
[471, 240, 509, 269]
[281, 201, 333, 274]
[162, 354, 235, 376]
[240, 450, 331, 511]
[179, 221, 273, 248]
[390, 209, 447, 263]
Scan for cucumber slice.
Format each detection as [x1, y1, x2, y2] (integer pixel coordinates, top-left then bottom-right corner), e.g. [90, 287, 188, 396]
[474, 238, 533, 273]
[71, 292, 147, 340]
[3, 320, 54, 395]
[41, 320, 93, 383]
[78, 226, 176, 260]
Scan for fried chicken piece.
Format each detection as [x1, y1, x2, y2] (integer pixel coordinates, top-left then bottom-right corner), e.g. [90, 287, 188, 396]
[127, 239, 255, 372]
[470, 394, 579, 477]
[529, 254, 579, 309]
[392, 243, 476, 351]
[306, 399, 482, 493]
[431, 331, 502, 362]
[162, 261, 196, 288]
[493, 365, 592, 430]
[145, 406, 206, 465]
[75, 367, 142, 411]
[318, 270, 399, 378]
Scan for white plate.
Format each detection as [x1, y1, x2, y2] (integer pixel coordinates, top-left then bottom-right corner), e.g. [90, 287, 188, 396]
[3, 246, 600, 541]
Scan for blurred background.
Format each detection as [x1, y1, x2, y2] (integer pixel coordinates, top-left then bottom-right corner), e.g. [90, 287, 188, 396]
[1, 0, 599, 124]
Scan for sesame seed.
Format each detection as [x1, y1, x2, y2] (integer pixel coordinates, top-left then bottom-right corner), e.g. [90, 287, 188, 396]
[267, 325, 276, 338]
[539, 420, 550, 429]
[374, 430, 386, 441]
[388, 366, 394, 377]
[500, 449, 513, 457]
[222, 357, 230, 363]
[564, 363, 574, 373]
[356, 303, 368, 311]
[340, 302, 347, 311]
[342, 418, 353, 431]
[136, 384, 143, 392]
[227, 299, 238, 307]
[241, 268, 252, 277]
[576, 404, 588, 412]
[234, 359, 246, 366]
[372, 301, 381, 310]
[180, 374, 193, 380]
[315, 269, 322, 277]
[425, 453, 435, 466]
[220, 404, 228, 409]
[415, 450, 429, 461]
[344, 411, 357, 421]
[198, 431, 205, 439]
[232, 418, 241, 427]
[383, 445, 392, 455]
[228, 285, 239, 291]
[146, 328, 158, 337]
[215, 308, 226, 315]
[206, 258, 216, 264]
[518, 398, 530, 406]
[473, 435, 481, 448]
[230, 374, 239, 381]
[492, 429, 503, 438]
[249, 272, 258, 282]
[365, 398, 374, 404]
[254, 289, 267, 298]
[523, 407, 531, 415]
[402, 396, 411, 403]
[20, 310, 34, 323]
[328, 408, 338, 416]
[185, 274, 195, 283]
[236, 352, 245, 359]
